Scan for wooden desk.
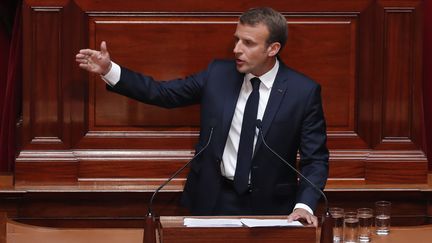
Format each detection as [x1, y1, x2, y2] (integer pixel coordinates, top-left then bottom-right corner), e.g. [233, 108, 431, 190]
[5, 219, 432, 243]
[159, 216, 315, 243]
[370, 225, 432, 243]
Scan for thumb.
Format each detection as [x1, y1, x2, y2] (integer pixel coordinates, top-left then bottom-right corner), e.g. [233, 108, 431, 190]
[287, 214, 294, 222]
[100, 41, 108, 54]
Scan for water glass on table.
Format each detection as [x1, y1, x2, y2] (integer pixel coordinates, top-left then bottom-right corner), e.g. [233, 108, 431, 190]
[329, 207, 344, 242]
[357, 208, 373, 242]
[375, 201, 391, 235]
[343, 211, 359, 243]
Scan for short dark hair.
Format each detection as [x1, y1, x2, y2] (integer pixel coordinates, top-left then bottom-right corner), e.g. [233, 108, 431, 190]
[239, 7, 288, 52]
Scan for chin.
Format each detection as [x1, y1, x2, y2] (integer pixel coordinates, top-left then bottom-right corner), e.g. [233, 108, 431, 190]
[236, 66, 249, 74]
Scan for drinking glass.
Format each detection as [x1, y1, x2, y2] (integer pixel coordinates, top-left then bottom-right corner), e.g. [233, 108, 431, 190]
[343, 211, 359, 243]
[329, 207, 344, 242]
[375, 201, 391, 235]
[357, 208, 373, 242]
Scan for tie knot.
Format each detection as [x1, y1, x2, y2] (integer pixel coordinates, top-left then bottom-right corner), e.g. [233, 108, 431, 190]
[250, 77, 261, 91]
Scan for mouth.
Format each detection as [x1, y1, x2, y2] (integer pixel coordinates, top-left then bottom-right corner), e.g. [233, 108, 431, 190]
[236, 59, 245, 65]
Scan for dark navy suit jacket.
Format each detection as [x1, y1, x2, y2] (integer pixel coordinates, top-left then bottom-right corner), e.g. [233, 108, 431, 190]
[108, 59, 329, 215]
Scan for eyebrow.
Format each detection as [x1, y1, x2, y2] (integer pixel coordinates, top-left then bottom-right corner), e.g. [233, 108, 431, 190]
[233, 34, 255, 43]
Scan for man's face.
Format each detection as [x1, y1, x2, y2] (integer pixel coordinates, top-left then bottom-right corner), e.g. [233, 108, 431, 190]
[233, 23, 278, 76]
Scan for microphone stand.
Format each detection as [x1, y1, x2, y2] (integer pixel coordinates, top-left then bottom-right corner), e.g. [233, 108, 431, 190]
[320, 210, 333, 243]
[256, 120, 333, 243]
[143, 212, 157, 243]
[143, 127, 214, 243]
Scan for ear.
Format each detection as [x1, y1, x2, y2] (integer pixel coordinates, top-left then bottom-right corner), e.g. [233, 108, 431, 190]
[267, 42, 281, 57]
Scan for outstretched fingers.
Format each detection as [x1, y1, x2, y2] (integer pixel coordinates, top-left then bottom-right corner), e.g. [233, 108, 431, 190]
[79, 48, 98, 56]
[100, 41, 108, 54]
[75, 41, 111, 74]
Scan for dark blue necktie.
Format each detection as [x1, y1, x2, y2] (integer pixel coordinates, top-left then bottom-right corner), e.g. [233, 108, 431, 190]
[234, 77, 261, 194]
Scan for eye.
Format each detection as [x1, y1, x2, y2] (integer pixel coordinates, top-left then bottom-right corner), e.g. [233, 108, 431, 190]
[243, 39, 256, 47]
[233, 37, 239, 44]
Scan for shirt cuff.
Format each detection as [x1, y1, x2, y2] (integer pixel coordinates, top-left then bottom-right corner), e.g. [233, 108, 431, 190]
[101, 61, 121, 86]
[293, 203, 314, 215]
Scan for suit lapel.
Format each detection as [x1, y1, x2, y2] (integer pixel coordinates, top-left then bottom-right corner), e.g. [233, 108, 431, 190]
[254, 64, 290, 153]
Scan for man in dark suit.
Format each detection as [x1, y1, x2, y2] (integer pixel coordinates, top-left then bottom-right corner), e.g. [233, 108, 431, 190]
[76, 7, 328, 226]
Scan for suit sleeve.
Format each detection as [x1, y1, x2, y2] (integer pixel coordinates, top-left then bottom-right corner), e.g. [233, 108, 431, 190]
[107, 65, 208, 108]
[296, 84, 329, 211]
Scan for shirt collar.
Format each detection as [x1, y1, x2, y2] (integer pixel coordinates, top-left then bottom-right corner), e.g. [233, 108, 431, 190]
[245, 59, 279, 89]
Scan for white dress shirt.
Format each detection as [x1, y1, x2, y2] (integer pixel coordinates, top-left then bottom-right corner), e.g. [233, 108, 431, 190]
[102, 60, 313, 214]
[220, 61, 278, 180]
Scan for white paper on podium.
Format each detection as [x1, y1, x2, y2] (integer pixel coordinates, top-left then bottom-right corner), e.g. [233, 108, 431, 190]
[184, 218, 243, 227]
[183, 218, 303, 228]
[240, 218, 303, 227]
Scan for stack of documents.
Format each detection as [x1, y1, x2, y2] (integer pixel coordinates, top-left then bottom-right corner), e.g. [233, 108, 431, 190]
[183, 218, 303, 227]
[183, 218, 243, 227]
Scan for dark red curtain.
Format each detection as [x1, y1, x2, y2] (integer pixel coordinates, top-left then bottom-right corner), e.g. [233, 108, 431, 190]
[0, 1, 21, 172]
[425, 1, 432, 171]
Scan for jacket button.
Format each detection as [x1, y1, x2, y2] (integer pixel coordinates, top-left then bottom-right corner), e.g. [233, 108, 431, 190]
[252, 165, 259, 169]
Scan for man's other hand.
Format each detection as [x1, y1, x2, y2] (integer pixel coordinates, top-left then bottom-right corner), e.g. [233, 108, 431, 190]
[287, 208, 318, 227]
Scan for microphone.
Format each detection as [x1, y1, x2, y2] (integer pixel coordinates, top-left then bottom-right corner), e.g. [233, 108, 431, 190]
[255, 119, 332, 243]
[144, 121, 215, 243]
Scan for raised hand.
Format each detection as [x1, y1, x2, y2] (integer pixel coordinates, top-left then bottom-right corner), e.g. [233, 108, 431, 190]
[76, 41, 112, 75]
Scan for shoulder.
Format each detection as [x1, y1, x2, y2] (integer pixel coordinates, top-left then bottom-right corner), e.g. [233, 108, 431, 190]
[204, 59, 238, 76]
[278, 63, 321, 92]
[207, 59, 236, 70]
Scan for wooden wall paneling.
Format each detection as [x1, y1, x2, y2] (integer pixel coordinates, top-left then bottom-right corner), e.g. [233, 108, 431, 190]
[376, 2, 423, 150]
[15, 191, 188, 220]
[409, 2, 426, 153]
[77, 150, 193, 180]
[67, 0, 89, 148]
[17, 0, 428, 186]
[83, 14, 237, 148]
[366, 160, 427, 184]
[18, 1, 85, 185]
[78, 14, 239, 154]
[283, 14, 369, 150]
[371, 3, 387, 149]
[75, 133, 199, 150]
[382, 9, 414, 144]
[362, 2, 427, 184]
[365, 150, 428, 184]
[357, 1, 380, 148]
[15, 151, 78, 184]
[73, 0, 372, 13]
[22, 3, 66, 150]
[326, 150, 367, 185]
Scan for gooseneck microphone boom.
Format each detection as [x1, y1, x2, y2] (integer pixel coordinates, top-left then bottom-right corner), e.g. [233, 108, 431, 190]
[148, 126, 215, 216]
[255, 119, 332, 243]
[144, 123, 215, 243]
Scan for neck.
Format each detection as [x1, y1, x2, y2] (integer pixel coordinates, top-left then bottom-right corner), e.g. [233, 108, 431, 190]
[252, 58, 277, 77]
[252, 57, 276, 77]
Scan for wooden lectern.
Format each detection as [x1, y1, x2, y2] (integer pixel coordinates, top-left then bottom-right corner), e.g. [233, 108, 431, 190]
[5, 216, 316, 243]
[159, 216, 316, 243]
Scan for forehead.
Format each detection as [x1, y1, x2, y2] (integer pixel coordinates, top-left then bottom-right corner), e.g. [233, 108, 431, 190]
[234, 23, 270, 41]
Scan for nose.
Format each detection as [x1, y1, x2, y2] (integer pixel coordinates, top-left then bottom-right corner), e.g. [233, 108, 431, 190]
[233, 41, 241, 54]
